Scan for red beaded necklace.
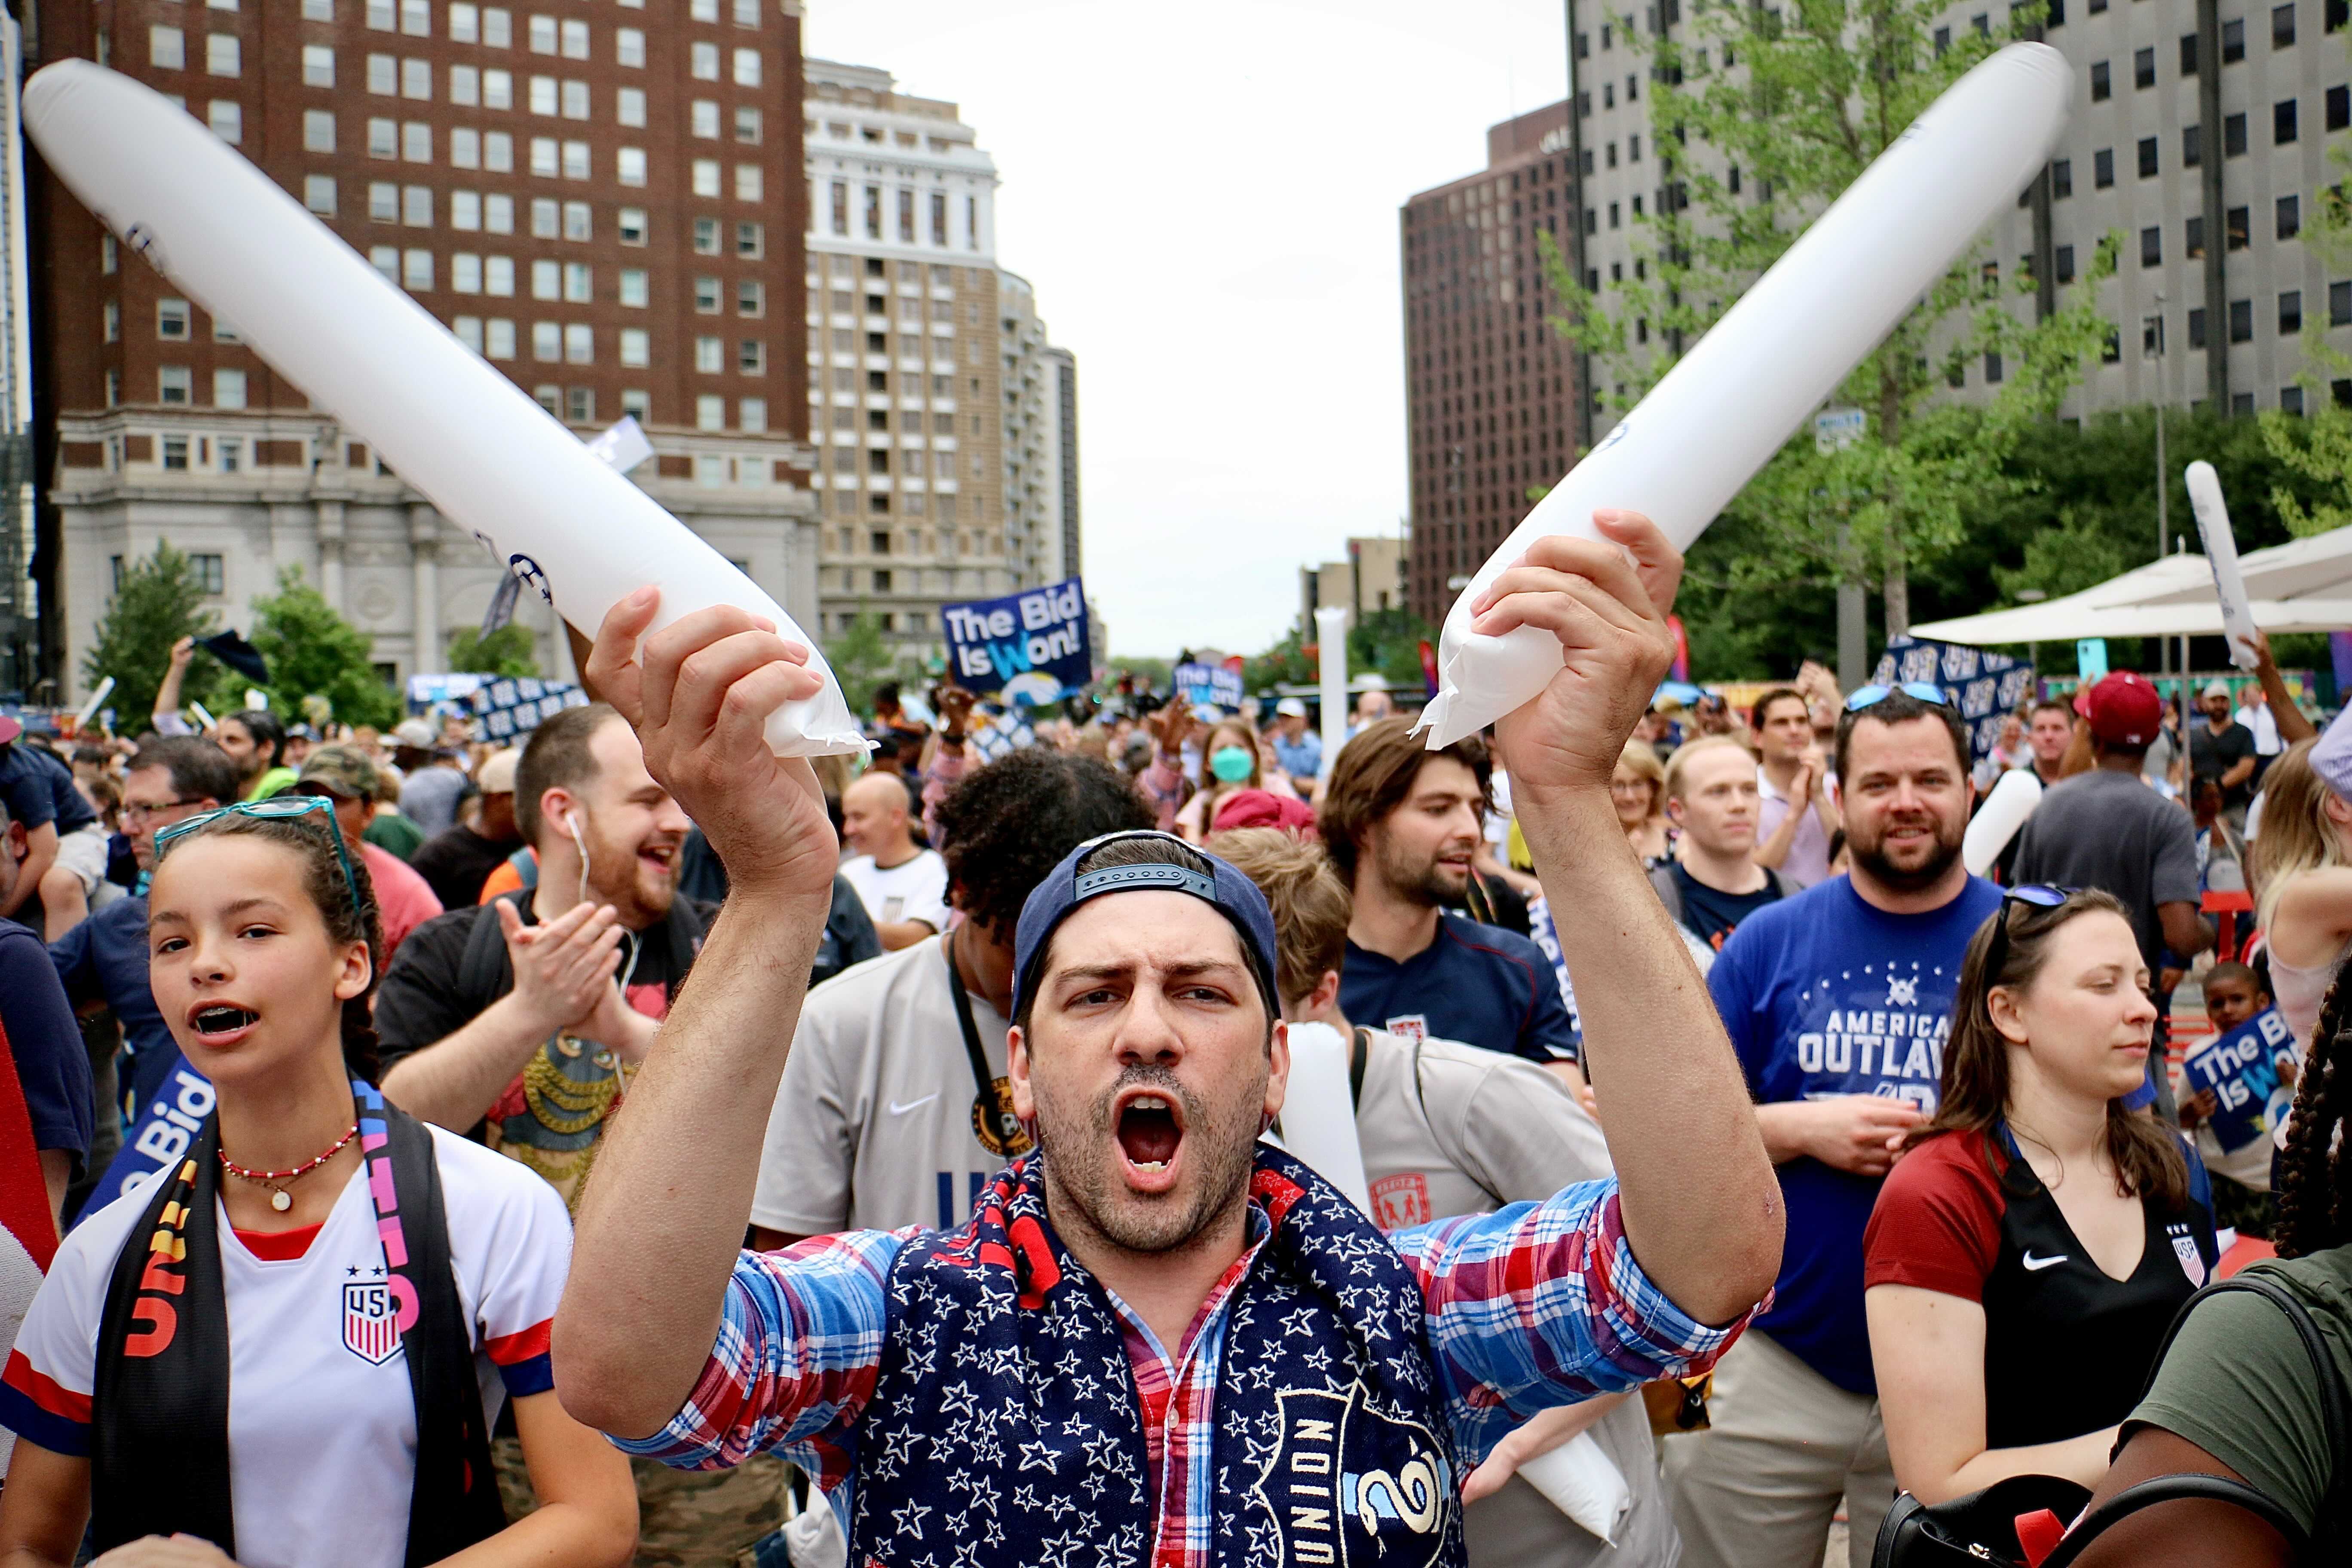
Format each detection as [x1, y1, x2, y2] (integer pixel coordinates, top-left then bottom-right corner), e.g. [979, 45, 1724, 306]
[219, 1122, 359, 1211]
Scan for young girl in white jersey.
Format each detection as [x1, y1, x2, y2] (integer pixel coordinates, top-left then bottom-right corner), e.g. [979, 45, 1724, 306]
[0, 797, 636, 1568]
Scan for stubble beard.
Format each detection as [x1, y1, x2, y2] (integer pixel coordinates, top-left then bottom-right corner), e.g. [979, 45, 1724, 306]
[1032, 1064, 1262, 1258]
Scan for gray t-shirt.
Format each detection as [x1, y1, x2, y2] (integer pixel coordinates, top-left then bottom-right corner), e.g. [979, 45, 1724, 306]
[2012, 767, 2201, 974]
[1347, 1029, 1672, 1568]
[751, 934, 1011, 1237]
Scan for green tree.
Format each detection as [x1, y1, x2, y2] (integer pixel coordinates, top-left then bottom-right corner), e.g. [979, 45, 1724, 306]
[1348, 607, 1437, 694]
[1242, 629, 1317, 694]
[80, 541, 217, 726]
[824, 606, 905, 719]
[1542, 0, 2115, 635]
[2257, 90, 2352, 537]
[205, 567, 401, 729]
[445, 623, 541, 678]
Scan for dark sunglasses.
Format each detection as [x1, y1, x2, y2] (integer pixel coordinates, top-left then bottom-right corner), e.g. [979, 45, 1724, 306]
[1982, 883, 2077, 984]
[1845, 682, 1951, 713]
[153, 795, 364, 923]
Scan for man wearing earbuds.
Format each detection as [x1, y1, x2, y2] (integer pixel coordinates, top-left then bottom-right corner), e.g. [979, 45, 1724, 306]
[372, 703, 772, 1568]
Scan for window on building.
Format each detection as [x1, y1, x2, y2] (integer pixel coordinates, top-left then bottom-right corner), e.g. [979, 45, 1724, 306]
[531, 320, 561, 361]
[482, 6, 511, 46]
[2282, 193, 2303, 239]
[561, 80, 588, 119]
[366, 0, 394, 27]
[305, 0, 336, 18]
[696, 395, 725, 431]
[739, 397, 766, 432]
[736, 106, 761, 144]
[738, 339, 764, 374]
[2278, 98, 2300, 142]
[1984, 351, 2005, 382]
[562, 200, 589, 241]
[2334, 0, 2349, 32]
[369, 116, 398, 156]
[692, 100, 720, 138]
[532, 385, 561, 415]
[620, 327, 650, 366]
[692, 216, 720, 254]
[690, 41, 718, 79]
[529, 75, 556, 114]
[2230, 298, 2254, 341]
[619, 268, 648, 307]
[2141, 225, 2162, 266]
[2052, 157, 2073, 197]
[151, 25, 186, 68]
[619, 207, 648, 244]
[303, 44, 335, 85]
[2187, 214, 2206, 256]
[367, 52, 396, 92]
[565, 386, 594, 423]
[2093, 147, 2113, 187]
[403, 121, 431, 160]
[189, 553, 223, 590]
[2091, 60, 2110, 99]
[403, 184, 432, 225]
[453, 252, 482, 291]
[617, 27, 644, 65]
[403, 248, 433, 289]
[561, 140, 588, 178]
[694, 336, 723, 372]
[694, 276, 720, 312]
[732, 47, 759, 86]
[621, 389, 651, 421]
[159, 366, 193, 404]
[2282, 290, 2304, 332]
[2224, 17, 2245, 60]
[2333, 281, 2352, 324]
[2138, 136, 2158, 177]
[2229, 205, 2251, 248]
[2056, 244, 2076, 283]
[401, 57, 430, 98]
[369, 244, 398, 279]
[559, 18, 587, 57]
[304, 175, 337, 215]
[2184, 122, 2203, 165]
[486, 318, 516, 358]
[217, 440, 243, 475]
[484, 68, 513, 108]
[564, 323, 591, 363]
[738, 280, 764, 316]
[618, 86, 646, 126]
[528, 13, 556, 51]
[208, 99, 242, 142]
[616, 147, 646, 186]
[159, 438, 190, 472]
[531, 258, 560, 299]
[692, 159, 720, 197]
[485, 193, 514, 233]
[563, 261, 591, 303]
[450, 3, 478, 41]
[737, 220, 763, 258]
[2135, 46, 2154, 88]
[735, 165, 762, 202]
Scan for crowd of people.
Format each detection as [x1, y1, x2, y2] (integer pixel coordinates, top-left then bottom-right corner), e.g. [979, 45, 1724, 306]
[0, 527, 2350, 1567]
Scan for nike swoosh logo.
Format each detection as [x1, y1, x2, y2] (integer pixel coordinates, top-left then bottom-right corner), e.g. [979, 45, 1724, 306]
[2021, 1251, 2068, 1272]
[888, 1094, 940, 1116]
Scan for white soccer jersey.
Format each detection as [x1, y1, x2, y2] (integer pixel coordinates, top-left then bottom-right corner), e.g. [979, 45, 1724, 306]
[0, 1125, 570, 1568]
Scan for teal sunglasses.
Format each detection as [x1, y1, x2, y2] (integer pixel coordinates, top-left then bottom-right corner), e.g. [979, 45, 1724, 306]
[153, 794, 364, 923]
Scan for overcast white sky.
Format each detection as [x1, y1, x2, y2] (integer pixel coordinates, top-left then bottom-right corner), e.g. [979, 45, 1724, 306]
[801, 0, 1574, 658]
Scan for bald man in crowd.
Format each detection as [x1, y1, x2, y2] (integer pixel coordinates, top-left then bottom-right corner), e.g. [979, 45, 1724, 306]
[836, 770, 951, 950]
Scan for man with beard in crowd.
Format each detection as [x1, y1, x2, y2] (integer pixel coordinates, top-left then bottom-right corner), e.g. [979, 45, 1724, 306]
[1318, 717, 1579, 1075]
[1751, 687, 1836, 890]
[1665, 685, 2001, 1568]
[551, 516, 1780, 1568]
[373, 701, 780, 1562]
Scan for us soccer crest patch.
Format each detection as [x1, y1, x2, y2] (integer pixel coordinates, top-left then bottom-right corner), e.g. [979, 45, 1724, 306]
[343, 1279, 406, 1365]
[1248, 1381, 1455, 1568]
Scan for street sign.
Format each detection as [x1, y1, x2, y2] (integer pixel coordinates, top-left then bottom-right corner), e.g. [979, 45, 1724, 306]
[1814, 407, 1867, 454]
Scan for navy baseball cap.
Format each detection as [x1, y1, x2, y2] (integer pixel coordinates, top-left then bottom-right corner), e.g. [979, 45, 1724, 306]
[1012, 830, 1280, 1021]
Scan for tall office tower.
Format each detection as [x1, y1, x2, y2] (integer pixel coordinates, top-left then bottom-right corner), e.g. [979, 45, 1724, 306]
[34, 0, 818, 702]
[998, 269, 1079, 587]
[0, 11, 37, 698]
[1399, 102, 1583, 625]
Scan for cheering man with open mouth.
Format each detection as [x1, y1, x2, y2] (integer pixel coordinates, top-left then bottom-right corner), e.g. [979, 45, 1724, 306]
[553, 509, 1782, 1568]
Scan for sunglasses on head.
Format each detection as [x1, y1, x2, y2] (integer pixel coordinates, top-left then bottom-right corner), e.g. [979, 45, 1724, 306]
[152, 794, 365, 925]
[1845, 682, 1952, 713]
[1982, 883, 2078, 985]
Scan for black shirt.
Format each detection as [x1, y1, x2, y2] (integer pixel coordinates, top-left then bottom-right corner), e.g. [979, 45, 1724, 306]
[1666, 861, 1786, 952]
[407, 825, 522, 910]
[2191, 719, 2259, 809]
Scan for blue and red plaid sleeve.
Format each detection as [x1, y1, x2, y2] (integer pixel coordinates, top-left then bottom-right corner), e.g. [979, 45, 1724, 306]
[607, 1228, 908, 1490]
[1390, 1176, 1758, 1467]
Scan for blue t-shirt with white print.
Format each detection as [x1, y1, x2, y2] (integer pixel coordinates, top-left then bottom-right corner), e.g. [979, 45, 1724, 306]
[1707, 872, 2003, 1395]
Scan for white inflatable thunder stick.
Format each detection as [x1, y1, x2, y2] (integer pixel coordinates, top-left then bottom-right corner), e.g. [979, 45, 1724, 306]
[1316, 606, 1351, 774]
[1276, 1022, 1374, 1217]
[1517, 1435, 1634, 1547]
[73, 676, 115, 731]
[1962, 766, 2042, 877]
[2185, 461, 2261, 671]
[1419, 43, 2074, 747]
[24, 61, 867, 757]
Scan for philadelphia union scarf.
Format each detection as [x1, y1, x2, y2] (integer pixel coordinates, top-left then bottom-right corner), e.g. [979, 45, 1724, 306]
[849, 1143, 1467, 1568]
[89, 1080, 504, 1563]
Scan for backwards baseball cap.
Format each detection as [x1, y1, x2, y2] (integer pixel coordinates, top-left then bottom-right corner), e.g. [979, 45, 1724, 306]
[296, 743, 381, 801]
[1012, 830, 1280, 1021]
[2085, 671, 2165, 747]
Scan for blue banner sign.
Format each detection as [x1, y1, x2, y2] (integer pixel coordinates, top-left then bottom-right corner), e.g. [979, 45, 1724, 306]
[2181, 1006, 2297, 1154]
[942, 577, 1090, 704]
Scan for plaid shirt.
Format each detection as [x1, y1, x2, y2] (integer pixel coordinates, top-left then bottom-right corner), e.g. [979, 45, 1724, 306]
[615, 1175, 1751, 1568]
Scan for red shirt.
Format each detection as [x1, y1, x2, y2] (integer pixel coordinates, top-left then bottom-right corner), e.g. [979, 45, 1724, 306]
[359, 841, 443, 960]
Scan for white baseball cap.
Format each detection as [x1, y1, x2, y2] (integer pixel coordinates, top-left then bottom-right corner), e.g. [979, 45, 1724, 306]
[1275, 697, 1308, 719]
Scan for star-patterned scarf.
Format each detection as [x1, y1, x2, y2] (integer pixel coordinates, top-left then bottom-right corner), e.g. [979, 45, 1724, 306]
[848, 1143, 1466, 1568]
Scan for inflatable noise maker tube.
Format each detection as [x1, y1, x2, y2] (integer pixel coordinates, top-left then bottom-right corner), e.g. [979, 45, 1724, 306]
[2185, 461, 2261, 671]
[1418, 43, 2074, 747]
[23, 61, 867, 758]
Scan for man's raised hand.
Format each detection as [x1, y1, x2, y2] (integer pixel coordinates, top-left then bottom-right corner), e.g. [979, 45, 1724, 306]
[1472, 510, 1683, 799]
[586, 588, 838, 901]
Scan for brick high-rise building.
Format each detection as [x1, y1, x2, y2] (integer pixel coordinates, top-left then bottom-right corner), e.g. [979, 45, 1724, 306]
[1398, 103, 1583, 626]
[33, 0, 820, 702]
[802, 58, 1079, 669]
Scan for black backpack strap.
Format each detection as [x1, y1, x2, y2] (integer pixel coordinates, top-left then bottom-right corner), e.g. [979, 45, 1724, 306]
[2138, 1271, 2349, 1546]
[1348, 1028, 1369, 1112]
[2038, 1473, 2305, 1568]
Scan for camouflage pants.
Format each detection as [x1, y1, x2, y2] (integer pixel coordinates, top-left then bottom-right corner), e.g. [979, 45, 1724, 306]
[492, 1434, 788, 1567]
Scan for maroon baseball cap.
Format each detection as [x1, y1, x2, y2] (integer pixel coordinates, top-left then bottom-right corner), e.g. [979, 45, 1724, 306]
[0, 713, 18, 745]
[1211, 788, 1317, 835]
[2085, 671, 2164, 746]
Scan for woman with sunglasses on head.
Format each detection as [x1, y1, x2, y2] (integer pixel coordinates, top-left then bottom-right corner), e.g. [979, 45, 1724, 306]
[1861, 886, 2217, 1506]
[0, 798, 635, 1568]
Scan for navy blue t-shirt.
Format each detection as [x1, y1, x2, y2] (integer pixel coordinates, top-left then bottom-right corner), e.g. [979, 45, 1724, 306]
[50, 895, 175, 1112]
[1707, 873, 2003, 1395]
[0, 918, 95, 1164]
[0, 744, 95, 836]
[1341, 911, 1578, 1064]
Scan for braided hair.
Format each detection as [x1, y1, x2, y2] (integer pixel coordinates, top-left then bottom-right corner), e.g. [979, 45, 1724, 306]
[2275, 966, 2352, 1258]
